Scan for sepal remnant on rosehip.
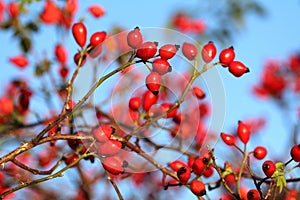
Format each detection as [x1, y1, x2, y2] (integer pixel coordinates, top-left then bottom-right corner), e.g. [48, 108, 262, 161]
[190, 180, 206, 196]
[290, 144, 300, 162]
[262, 160, 276, 178]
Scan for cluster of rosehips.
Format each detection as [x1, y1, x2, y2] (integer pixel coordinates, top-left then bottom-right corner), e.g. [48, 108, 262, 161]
[71, 22, 106, 66]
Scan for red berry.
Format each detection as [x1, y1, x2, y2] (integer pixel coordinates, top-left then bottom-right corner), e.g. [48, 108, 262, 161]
[224, 174, 236, 186]
[187, 156, 195, 168]
[247, 189, 260, 200]
[192, 86, 205, 99]
[229, 61, 249, 77]
[219, 46, 235, 67]
[203, 165, 214, 177]
[192, 157, 208, 176]
[159, 44, 179, 60]
[72, 22, 87, 47]
[290, 144, 300, 162]
[88, 44, 103, 58]
[161, 103, 177, 118]
[176, 167, 191, 184]
[97, 140, 122, 156]
[253, 146, 267, 160]
[55, 44, 68, 64]
[237, 120, 251, 144]
[136, 41, 157, 60]
[88, 5, 105, 18]
[145, 72, 161, 94]
[9, 55, 29, 68]
[129, 97, 141, 111]
[190, 180, 206, 196]
[220, 132, 235, 146]
[127, 27, 143, 49]
[143, 90, 158, 111]
[90, 31, 106, 47]
[0, 97, 14, 116]
[168, 160, 189, 171]
[102, 157, 124, 175]
[92, 125, 114, 143]
[74, 52, 86, 66]
[152, 58, 172, 75]
[182, 42, 198, 61]
[65, 154, 80, 167]
[8, 2, 19, 18]
[201, 41, 217, 63]
[262, 160, 276, 178]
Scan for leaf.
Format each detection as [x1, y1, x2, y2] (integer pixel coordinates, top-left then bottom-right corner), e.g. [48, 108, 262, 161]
[276, 175, 286, 193]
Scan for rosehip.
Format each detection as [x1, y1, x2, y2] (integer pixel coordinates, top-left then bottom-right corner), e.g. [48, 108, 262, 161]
[65, 154, 80, 167]
[143, 90, 158, 111]
[145, 72, 161, 94]
[253, 146, 267, 160]
[8, 2, 19, 18]
[290, 144, 300, 162]
[152, 58, 172, 75]
[219, 46, 235, 67]
[88, 5, 105, 18]
[129, 97, 141, 111]
[176, 167, 191, 184]
[159, 44, 179, 60]
[237, 120, 251, 144]
[182, 42, 198, 61]
[90, 31, 106, 47]
[92, 125, 114, 143]
[127, 27, 143, 49]
[201, 41, 217, 63]
[74, 52, 86, 66]
[9, 55, 28, 68]
[220, 132, 235, 146]
[136, 41, 157, 61]
[102, 157, 124, 175]
[97, 140, 122, 156]
[161, 103, 178, 118]
[168, 160, 188, 171]
[72, 22, 87, 47]
[190, 180, 206, 196]
[262, 160, 276, 178]
[192, 157, 208, 176]
[88, 44, 102, 58]
[247, 189, 260, 200]
[55, 44, 68, 64]
[229, 61, 249, 77]
[192, 86, 205, 99]
[203, 165, 214, 177]
[187, 156, 195, 168]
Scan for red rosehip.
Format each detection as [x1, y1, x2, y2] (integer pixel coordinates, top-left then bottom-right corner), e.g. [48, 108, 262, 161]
[74, 52, 86, 66]
[201, 41, 217, 63]
[9, 55, 29, 68]
[229, 61, 249, 77]
[65, 154, 80, 167]
[177, 167, 191, 184]
[55, 44, 67, 64]
[97, 140, 122, 156]
[219, 46, 235, 67]
[190, 180, 206, 196]
[247, 189, 260, 200]
[224, 174, 236, 186]
[290, 144, 300, 162]
[72, 22, 87, 47]
[129, 97, 141, 111]
[8, 2, 19, 18]
[90, 31, 106, 47]
[203, 165, 214, 178]
[136, 41, 157, 61]
[102, 157, 124, 175]
[0, 97, 14, 116]
[262, 160, 276, 178]
[220, 132, 235, 146]
[168, 160, 189, 171]
[88, 44, 103, 58]
[192, 157, 208, 176]
[88, 5, 105, 18]
[192, 86, 205, 99]
[143, 90, 158, 111]
[59, 66, 69, 79]
[127, 27, 143, 49]
[161, 103, 178, 118]
[187, 156, 195, 168]
[92, 125, 114, 143]
[253, 146, 267, 160]
[182, 42, 198, 61]
[152, 58, 172, 75]
[237, 120, 251, 144]
[145, 72, 161, 94]
[159, 44, 179, 60]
